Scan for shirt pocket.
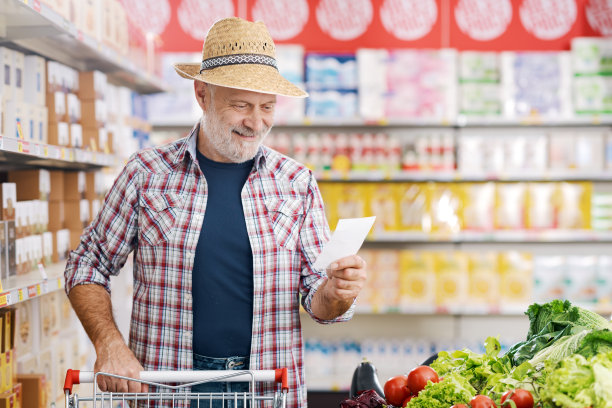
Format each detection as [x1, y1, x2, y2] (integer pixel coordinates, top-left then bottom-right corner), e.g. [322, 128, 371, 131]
[265, 197, 304, 251]
[139, 192, 184, 246]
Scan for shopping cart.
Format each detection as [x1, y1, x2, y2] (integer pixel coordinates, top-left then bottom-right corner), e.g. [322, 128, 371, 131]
[63, 368, 288, 407]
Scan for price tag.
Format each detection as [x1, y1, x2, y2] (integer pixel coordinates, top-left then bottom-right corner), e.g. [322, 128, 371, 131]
[36, 284, 41, 296]
[17, 141, 23, 153]
[18, 289, 23, 302]
[27, 285, 37, 298]
[0, 294, 7, 307]
[69, 150, 74, 161]
[43, 146, 48, 157]
[57, 277, 62, 289]
[60, 148, 66, 160]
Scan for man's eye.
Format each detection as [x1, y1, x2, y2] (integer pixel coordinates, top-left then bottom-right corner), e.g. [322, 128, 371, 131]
[234, 104, 247, 109]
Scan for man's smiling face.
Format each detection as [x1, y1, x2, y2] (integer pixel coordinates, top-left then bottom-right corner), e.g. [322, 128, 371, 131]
[197, 83, 276, 163]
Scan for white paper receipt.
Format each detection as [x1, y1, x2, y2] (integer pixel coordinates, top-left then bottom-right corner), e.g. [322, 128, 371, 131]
[314, 216, 376, 270]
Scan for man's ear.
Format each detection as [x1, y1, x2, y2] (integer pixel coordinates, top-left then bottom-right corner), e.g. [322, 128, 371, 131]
[194, 81, 209, 112]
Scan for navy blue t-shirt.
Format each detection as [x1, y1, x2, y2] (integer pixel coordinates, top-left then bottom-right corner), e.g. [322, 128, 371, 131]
[192, 149, 254, 358]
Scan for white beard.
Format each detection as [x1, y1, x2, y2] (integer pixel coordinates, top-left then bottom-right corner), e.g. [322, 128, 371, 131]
[200, 109, 270, 163]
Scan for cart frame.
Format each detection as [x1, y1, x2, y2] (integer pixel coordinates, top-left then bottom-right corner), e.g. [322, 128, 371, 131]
[63, 368, 288, 407]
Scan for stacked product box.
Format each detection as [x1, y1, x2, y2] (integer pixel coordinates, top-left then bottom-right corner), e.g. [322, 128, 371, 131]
[0, 307, 21, 408]
[458, 51, 503, 117]
[305, 53, 358, 120]
[79, 71, 109, 152]
[356, 49, 457, 122]
[46, 61, 81, 147]
[274, 45, 306, 124]
[0, 183, 17, 282]
[501, 51, 572, 119]
[571, 37, 612, 115]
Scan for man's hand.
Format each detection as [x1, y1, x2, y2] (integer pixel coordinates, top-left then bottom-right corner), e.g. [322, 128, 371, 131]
[311, 254, 367, 320]
[94, 338, 148, 393]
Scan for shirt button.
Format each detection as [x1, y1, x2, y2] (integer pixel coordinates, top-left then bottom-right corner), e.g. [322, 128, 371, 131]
[184, 331, 192, 339]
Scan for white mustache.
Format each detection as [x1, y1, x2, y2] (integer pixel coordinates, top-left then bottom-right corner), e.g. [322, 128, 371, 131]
[232, 125, 269, 138]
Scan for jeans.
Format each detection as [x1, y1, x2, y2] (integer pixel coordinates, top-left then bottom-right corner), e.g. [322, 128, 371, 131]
[190, 354, 250, 408]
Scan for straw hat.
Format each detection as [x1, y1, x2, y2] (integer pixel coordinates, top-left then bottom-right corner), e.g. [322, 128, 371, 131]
[173, 17, 307, 98]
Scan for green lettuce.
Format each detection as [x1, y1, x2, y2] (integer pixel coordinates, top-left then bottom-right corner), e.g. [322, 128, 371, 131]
[575, 329, 612, 358]
[540, 351, 612, 408]
[504, 300, 612, 366]
[405, 374, 475, 408]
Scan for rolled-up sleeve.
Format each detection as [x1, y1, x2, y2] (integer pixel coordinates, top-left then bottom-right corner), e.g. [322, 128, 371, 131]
[64, 155, 140, 294]
[298, 174, 355, 324]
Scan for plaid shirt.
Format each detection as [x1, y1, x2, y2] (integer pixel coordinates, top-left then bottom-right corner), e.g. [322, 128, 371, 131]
[64, 124, 354, 407]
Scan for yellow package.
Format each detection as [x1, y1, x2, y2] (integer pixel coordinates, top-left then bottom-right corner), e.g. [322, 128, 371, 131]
[495, 183, 527, 229]
[399, 251, 435, 311]
[466, 252, 500, 310]
[526, 183, 557, 230]
[462, 182, 495, 231]
[434, 252, 468, 310]
[372, 249, 400, 310]
[318, 182, 338, 229]
[557, 182, 592, 229]
[429, 183, 463, 235]
[367, 183, 398, 234]
[499, 252, 533, 307]
[396, 183, 430, 232]
[355, 248, 376, 310]
[336, 183, 367, 221]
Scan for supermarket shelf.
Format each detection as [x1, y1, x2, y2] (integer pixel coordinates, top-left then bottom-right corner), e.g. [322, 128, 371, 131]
[0, 262, 65, 308]
[353, 304, 612, 317]
[315, 169, 612, 182]
[0, 0, 166, 94]
[367, 230, 612, 243]
[0, 136, 117, 170]
[153, 115, 612, 132]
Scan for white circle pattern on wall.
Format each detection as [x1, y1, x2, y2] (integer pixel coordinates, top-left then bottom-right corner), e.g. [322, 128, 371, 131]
[586, 0, 612, 35]
[520, 0, 577, 40]
[380, 0, 438, 41]
[121, 0, 171, 35]
[455, 0, 513, 41]
[316, 0, 374, 41]
[252, 0, 310, 41]
[177, 0, 235, 41]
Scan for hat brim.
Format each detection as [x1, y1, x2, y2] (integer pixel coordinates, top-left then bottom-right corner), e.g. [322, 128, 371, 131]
[173, 63, 308, 98]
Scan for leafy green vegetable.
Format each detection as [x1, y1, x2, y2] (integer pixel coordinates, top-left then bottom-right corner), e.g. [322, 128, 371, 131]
[504, 300, 612, 365]
[430, 337, 513, 395]
[405, 374, 475, 408]
[528, 329, 590, 367]
[540, 350, 612, 408]
[575, 329, 612, 359]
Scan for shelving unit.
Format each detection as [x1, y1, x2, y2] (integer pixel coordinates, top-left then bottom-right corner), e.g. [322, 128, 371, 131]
[0, 262, 65, 308]
[0, 0, 166, 94]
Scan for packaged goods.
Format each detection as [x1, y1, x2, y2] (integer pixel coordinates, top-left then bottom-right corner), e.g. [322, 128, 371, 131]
[397, 183, 429, 232]
[595, 256, 612, 305]
[462, 182, 495, 230]
[495, 183, 527, 229]
[429, 184, 462, 234]
[571, 37, 612, 75]
[399, 251, 435, 310]
[466, 252, 500, 309]
[533, 256, 566, 303]
[368, 183, 397, 233]
[434, 252, 468, 309]
[557, 182, 591, 229]
[565, 256, 598, 304]
[499, 252, 533, 306]
[526, 183, 556, 229]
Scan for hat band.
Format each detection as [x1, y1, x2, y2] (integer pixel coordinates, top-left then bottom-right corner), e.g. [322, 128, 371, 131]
[200, 53, 278, 73]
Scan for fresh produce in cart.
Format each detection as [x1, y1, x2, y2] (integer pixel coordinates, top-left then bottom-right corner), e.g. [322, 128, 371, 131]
[339, 300, 612, 408]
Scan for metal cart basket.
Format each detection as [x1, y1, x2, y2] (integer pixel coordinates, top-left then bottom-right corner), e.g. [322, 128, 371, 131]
[63, 368, 288, 407]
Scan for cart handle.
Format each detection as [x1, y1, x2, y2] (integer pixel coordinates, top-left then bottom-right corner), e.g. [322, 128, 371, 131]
[64, 368, 288, 394]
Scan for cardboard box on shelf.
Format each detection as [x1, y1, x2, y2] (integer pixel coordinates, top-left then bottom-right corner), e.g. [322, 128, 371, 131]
[0, 221, 5, 282]
[68, 229, 82, 252]
[47, 122, 69, 147]
[14, 302, 34, 358]
[63, 200, 89, 230]
[0, 390, 16, 408]
[0, 48, 14, 100]
[79, 0, 101, 40]
[66, 93, 80, 124]
[23, 56, 46, 108]
[47, 201, 64, 232]
[63, 172, 86, 201]
[11, 51, 24, 104]
[81, 99, 107, 128]
[0, 185, 16, 222]
[16, 374, 46, 408]
[8, 170, 51, 202]
[79, 71, 107, 101]
[46, 92, 67, 124]
[52, 229, 70, 263]
[5, 222, 16, 278]
[48, 171, 64, 202]
[70, 123, 82, 148]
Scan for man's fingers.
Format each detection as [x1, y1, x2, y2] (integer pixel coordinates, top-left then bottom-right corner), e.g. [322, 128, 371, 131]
[127, 379, 141, 394]
[328, 255, 366, 272]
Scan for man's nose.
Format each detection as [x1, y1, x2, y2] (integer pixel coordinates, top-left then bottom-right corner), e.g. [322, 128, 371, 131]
[244, 109, 265, 133]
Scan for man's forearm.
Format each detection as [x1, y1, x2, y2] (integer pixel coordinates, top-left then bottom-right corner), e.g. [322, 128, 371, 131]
[68, 284, 124, 351]
[311, 279, 353, 320]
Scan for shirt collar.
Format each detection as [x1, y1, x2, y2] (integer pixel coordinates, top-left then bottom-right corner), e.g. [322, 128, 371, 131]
[176, 122, 268, 171]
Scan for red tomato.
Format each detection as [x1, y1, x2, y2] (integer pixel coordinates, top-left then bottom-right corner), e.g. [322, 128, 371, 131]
[450, 405, 468, 408]
[383, 375, 411, 407]
[500, 389, 534, 408]
[470, 395, 497, 408]
[407, 366, 439, 395]
[402, 395, 414, 407]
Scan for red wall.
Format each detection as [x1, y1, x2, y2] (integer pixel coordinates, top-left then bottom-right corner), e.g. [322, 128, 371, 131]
[153, 0, 610, 53]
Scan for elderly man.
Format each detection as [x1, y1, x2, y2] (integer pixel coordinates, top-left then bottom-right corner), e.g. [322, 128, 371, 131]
[64, 17, 367, 408]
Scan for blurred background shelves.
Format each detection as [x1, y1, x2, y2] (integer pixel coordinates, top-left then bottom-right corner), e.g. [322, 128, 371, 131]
[0, 0, 166, 94]
[0, 262, 64, 308]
